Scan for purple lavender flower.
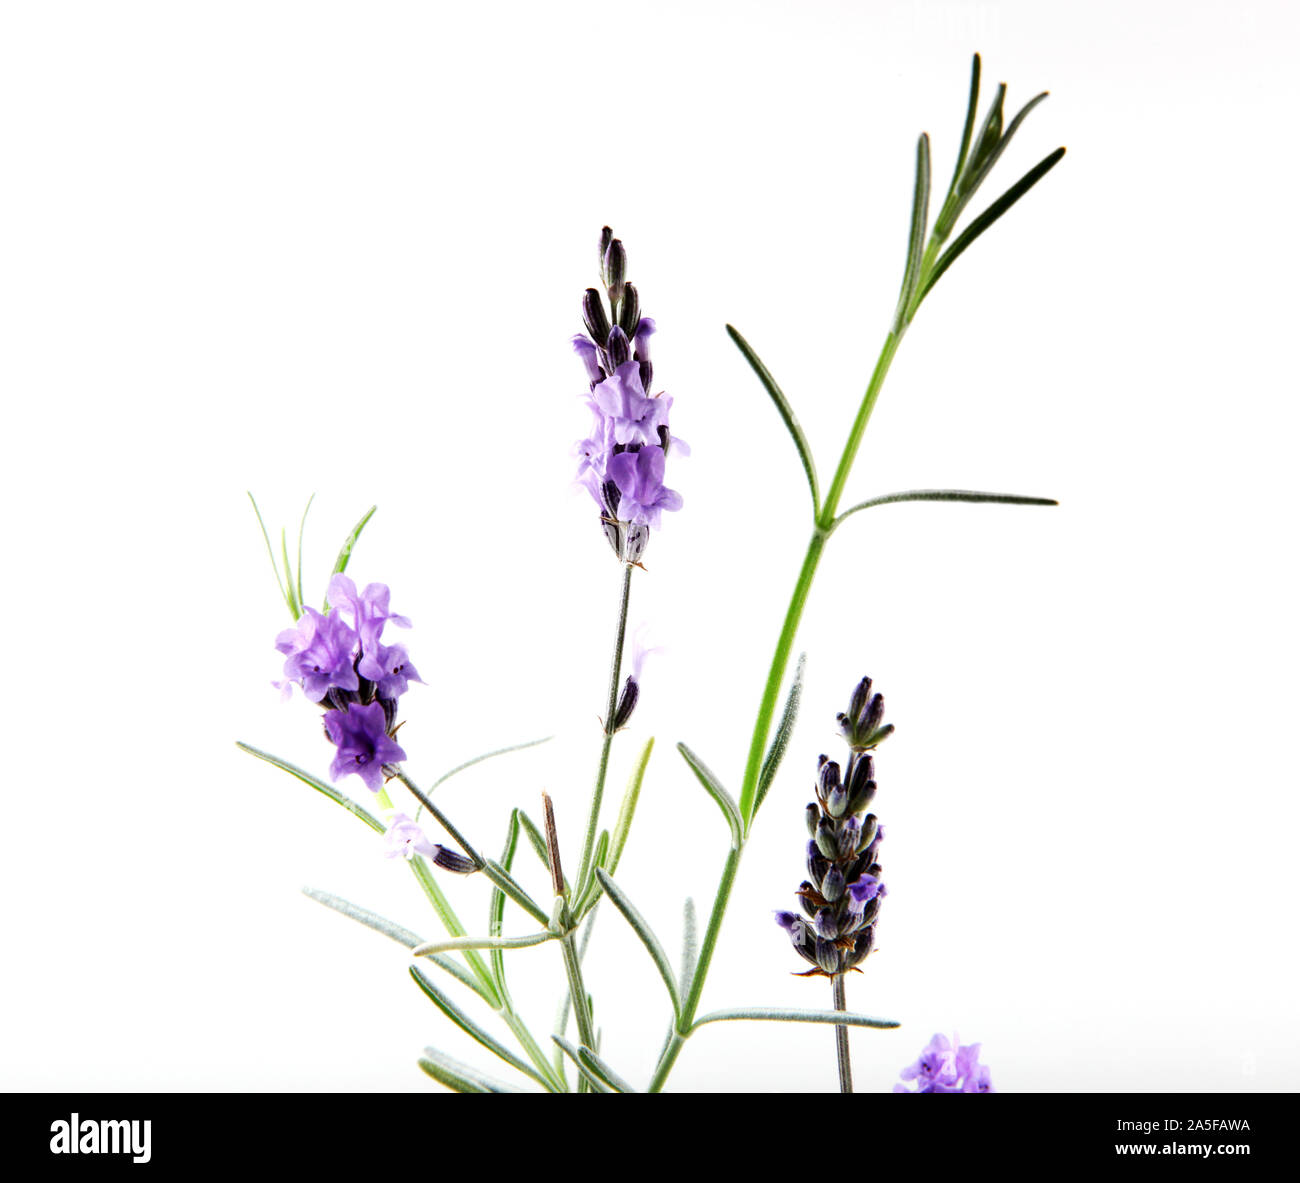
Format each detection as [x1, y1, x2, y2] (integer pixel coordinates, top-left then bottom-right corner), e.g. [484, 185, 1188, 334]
[358, 641, 423, 700]
[573, 335, 604, 386]
[607, 446, 682, 529]
[322, 701, 407, 792]
[327, 574, 411, 651]
[894, 1034, 994, 1093]
[275, 607, 360, 703]
[382, 812, 437, 860]
[590, 362, 672, 447]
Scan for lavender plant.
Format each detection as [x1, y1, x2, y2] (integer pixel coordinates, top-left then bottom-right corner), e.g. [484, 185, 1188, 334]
[239, 54, 1062, 1092]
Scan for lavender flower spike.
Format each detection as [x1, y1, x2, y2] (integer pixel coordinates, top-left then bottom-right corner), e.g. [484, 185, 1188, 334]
[323, 701, 407, 792]
[570, 227, 683, 561]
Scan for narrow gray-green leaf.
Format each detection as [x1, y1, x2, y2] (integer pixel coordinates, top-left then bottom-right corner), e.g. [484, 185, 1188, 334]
[577, 1045, 637, 1093]
[302, 887, 490, 1003]
[940, 53, 983, 222]
[489, 811, 522, 993]
[755, 652, 805, 817]
[429, 735, 553, 792]
[279, 528, 301, 619]
[960, 90, 1051, 215]
[677, 742, 742, 848]
[418, 1045, 524, 1093]
[411, 930, 557, 957]
[893, 133, 932, 331]
[608, 736, 653, 875]
[550, 1036, 613, 1093]
[329, 504, 378, 587]
[678, 897, 698, 1003]
[831, 488, 1058, 534]
[295, 493, 314, 612]
[236, 742, 385, 832]
[517, 809, 552, 871]
[918, 146, 1066, 307]
[409, 966, 552, 1090]
[481, 858, 550, 926]
[726, 325, 819, 517]
[594, 868, 680, 1018]
[690, 1007, 900, 1032]
[247, 492, 291, 616]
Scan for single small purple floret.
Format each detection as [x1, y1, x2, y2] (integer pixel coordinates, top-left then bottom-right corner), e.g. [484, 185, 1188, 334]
[275, 607, 360, 703]
[322, 701, 407, 792]
[382, 812, 437, 861]
[607, 446, 682, 529]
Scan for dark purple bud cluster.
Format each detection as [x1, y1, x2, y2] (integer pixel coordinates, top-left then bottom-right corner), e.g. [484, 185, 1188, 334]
[838, 676, 894, 751]
[777, 676, 892, 977]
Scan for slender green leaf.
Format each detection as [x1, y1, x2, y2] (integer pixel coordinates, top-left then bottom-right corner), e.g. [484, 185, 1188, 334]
[939, 53, 983, 222]
[677, 743, 742, 848]
[959, 90, 1050, 215]
[755, 653, 805, 817]
[328, 504, 378, 589]
[295, 493, 315, 612]
[418, 1045, 525, 1093]
[893, 133, 932, 331]
[406, 854, 502, 1010]
[832, 488, 1058, 533]
[517, 809, 552, 872]
[279, 528, 301, 619]
[595, 869, 680, 1018]
[551, 1036, 613, 1093]
[689, 1007, 900, 1033]
[608, 736, 653, 875]
[301, 887, 490, 1003]
[236, 742, 385, 832]
[678, 897, 698, 1004]
[411, 930, 557, 957]
[726, 325, 819, 517]
[489, 811, 522, 993]
[409, 966, 553, 1090]
[918, 147, 1066, 306]
[429, 735, 553, 792]
[482, 858, 550, 926]
[577, 1045, 637, 1093]
[246, 492, 291, 616]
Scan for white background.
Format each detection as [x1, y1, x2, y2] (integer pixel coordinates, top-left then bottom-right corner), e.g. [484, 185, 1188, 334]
[2, 0, 1296, 1093]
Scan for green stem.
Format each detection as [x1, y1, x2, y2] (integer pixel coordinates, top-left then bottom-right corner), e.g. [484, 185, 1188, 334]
[737, 532, 825, 825]
[833, 973, 853, 1093]
[657, 328, 907, 1091]
[559, 927, 598, 1058]
[575, 561, 634, 900]
[647, 842, 744, 1092]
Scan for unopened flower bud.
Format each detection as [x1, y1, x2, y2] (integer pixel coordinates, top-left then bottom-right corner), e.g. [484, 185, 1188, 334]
[610, 675, 638, 732]
[618, 283, 640, 336]
[603, 237, 627, 305]
[582, 288, 610, 344]
[606, 325, 630, 369]
[431, 847, 478, 875]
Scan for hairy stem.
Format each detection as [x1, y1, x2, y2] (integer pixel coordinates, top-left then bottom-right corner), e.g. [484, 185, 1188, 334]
[833, 973, 853, 1093]
[575, 561, 634, 900]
